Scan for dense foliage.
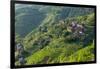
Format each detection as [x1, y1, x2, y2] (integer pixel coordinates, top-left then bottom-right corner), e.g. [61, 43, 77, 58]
[15, 4, 95, 66]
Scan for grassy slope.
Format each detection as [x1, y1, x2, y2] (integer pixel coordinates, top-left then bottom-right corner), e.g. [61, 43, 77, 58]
[26, 37, 82, 65]
[26, 38, 94, 65]
[24, 13, 95, 65]
[63, 43, 94, 62]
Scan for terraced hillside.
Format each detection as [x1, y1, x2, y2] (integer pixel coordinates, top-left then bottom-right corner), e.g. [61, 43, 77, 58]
[15, 4, 95, 66]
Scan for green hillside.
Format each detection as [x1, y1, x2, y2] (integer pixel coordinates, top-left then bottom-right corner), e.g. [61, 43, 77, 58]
[15, 5, 94, 37]
[15, 4, 95, 66]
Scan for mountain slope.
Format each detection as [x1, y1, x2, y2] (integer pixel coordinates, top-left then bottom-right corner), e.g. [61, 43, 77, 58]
[15, 5, 94, 37]
[15, 5, 95, 66]
[15, 13, 95, 65]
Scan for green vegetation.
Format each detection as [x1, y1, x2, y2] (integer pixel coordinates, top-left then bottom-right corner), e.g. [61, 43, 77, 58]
[15, 4, 95, 66]
[66, 43, 94, 62]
